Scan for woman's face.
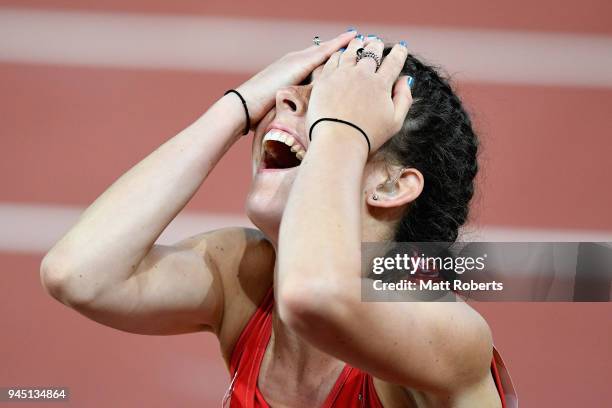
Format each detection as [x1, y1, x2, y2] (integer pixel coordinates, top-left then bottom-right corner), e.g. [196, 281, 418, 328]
[245, 63, 421, 244]
[245, 64, 325, 241]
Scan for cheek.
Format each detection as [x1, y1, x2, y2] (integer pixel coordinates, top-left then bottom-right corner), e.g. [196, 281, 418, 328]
[251, 109, 277, 169]
[362, 162, 381, 192]
[255, 167, 296, 189]
[246, 173, 295, 214]
[251, 138, 262, 174]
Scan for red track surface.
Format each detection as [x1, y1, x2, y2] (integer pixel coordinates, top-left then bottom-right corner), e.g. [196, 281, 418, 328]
[1, 3, 611, 406]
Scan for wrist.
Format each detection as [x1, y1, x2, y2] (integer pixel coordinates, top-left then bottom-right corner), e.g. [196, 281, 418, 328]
[309, 120, 370, 160]
[235, 83, 266, 132]
[188, 94, 247, 146]
[309, 120, 370, 162]
[216, 91, 251, 139]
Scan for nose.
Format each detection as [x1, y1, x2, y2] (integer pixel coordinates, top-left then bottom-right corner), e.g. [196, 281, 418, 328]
[275, 86, 308, 116]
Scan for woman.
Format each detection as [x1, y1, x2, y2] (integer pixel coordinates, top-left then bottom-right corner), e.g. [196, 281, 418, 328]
[40, 29, 516, 407]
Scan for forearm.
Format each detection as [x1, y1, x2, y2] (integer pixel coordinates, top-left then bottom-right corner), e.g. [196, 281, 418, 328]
[277, 124, 368, 297]
[42, 93, 245, 289]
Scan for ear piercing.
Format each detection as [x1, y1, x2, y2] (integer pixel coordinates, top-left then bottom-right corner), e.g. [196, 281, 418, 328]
[376, 179, 396, 195]
[370, 168, 407, 202]
[376, 168, 407, 195]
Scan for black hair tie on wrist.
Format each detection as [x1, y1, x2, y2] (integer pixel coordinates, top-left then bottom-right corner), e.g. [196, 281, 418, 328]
[308, 118, 371, 153]
[224, 89, 251, 136]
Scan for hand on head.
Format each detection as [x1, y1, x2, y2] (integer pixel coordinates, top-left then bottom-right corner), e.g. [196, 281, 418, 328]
[306, 34, 414, 156]
[235, 29, 358, 132]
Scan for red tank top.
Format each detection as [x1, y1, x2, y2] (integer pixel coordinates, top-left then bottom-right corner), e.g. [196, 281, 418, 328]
[225, 287, 510, 407]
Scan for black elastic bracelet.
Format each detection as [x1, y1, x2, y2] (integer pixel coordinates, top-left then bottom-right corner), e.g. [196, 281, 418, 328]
[224, 89, 251, 136]
[308, 118, 371, 153]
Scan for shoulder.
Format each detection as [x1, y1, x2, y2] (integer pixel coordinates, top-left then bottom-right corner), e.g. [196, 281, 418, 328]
[437, 300, 495, 389]
[418, 302, 500, 404]
[178, 226, 274, 285]
[374, 299, 496, 402]
[372, 316, 499, 407]
[185, 227, 275, 364]
[178, 226, 272, 260]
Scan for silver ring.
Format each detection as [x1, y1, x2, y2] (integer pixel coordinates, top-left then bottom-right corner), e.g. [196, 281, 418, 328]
[356, 50, 381, 70]
[312, 36, 321, 46]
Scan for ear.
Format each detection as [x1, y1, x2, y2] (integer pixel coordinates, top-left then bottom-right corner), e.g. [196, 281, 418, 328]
[366, 167, 424, 208]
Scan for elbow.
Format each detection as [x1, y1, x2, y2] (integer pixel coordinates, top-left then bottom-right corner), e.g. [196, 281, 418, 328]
[39, 251, 99, 306]
[276, 259, 360, 336]
[40, 251, 68, 298]
[277, 286, 315, 331]
[277, 279, 349, 336]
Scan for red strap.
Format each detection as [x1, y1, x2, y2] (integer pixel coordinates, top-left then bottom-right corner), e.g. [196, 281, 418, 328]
[321, 366, 353, 408]
[491, 356, 507, 408]
[245, 309, 274, 407]
[229, 286, 274, 375]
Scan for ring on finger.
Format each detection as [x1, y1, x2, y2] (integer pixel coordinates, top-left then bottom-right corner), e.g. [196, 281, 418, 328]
[356, 50, 382, 70]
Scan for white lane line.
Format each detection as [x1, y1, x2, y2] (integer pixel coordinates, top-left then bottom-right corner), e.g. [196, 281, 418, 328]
[459, 226, 612, 243]
[0, 203, 610, 254]
[0, 203, 253, 253]
[1, 8, 612, 88]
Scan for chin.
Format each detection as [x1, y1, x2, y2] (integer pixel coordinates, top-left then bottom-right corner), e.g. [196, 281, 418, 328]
[245, 175, 290, 243]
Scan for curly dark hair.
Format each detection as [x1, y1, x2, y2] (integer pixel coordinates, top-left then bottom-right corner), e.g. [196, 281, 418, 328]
[379, 47, 479, 244]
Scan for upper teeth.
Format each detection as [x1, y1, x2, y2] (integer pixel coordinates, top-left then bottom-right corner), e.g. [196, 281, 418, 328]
[263, 130, 306, 161]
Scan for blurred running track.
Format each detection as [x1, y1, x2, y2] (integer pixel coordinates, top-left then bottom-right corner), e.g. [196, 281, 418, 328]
[1, 2, 611, 407]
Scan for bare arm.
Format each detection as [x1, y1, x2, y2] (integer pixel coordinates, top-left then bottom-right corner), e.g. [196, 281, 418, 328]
[40, 94, 245, 334]
[277, 39, 495, 397]
[279, 125, 493, 393]
[41, 226, 272, 336]
[40, 30, 356, 336]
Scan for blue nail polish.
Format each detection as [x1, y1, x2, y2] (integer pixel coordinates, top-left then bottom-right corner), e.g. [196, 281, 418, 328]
[367, 34, 377, 38]
[399, 40, 407, 47]
[407, 76, 415, 89]
[356, 34, 364, 40]
[346, 27, 356, 32]
[339, 47, 346, 52]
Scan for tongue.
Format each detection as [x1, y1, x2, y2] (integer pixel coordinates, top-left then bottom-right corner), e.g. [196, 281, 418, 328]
[264, 140, 301, 169]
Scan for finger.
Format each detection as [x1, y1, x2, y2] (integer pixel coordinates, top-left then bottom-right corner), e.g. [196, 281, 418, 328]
[339, 34, 365, 66]
[295, 30, 356, 76]
[355, 37, 384, 73]
[363, 34, 380, 46]
[321, 48, 344, 75]
[392, 75, 414, 125]
[377, 42, 409, 87]
[308, 30, 356, 57]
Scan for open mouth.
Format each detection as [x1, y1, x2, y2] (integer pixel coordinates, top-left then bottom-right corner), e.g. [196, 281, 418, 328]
[261, 129, 306, 170]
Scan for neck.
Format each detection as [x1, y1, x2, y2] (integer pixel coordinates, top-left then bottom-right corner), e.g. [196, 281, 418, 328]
[254, 308, 345, 406]
[257, 236, 345, 387]
[269, 306, 341, 379]
[267, 254, 338, 376]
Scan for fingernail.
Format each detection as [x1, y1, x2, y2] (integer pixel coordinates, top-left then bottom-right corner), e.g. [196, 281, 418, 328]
[346, 27, 356, 32]
[356, 34, 364, 40]
[339, 47, 346, 52]
[399, 40, 408, 47]
[367, 34, 377, 39]
[407, 76, 415, 89]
